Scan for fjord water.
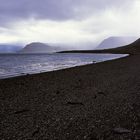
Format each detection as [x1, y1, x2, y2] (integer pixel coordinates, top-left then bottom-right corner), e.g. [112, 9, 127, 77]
[0, 53, 128, 79]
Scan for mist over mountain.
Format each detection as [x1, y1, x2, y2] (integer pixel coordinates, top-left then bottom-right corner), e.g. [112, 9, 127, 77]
[20, 42, 65, 53]
[0, 45, 22, 53]
[96, 36, 138, 50]
[106, 38, 140, 54]
[92, 37, 140, 54]
[0, 36, 138, 54]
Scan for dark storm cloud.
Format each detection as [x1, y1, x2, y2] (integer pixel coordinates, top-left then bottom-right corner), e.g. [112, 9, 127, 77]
[0, 0, 132, 24]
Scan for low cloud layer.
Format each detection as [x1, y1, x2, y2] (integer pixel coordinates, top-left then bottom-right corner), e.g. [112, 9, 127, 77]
[0, 0, 139, 47]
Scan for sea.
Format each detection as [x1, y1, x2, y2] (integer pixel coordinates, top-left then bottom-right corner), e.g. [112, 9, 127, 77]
[0, 53, 128, 79]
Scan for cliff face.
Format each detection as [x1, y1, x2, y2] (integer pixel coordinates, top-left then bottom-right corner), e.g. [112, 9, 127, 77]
[96, 37, 138, 50]
[20, 42, 58, 53]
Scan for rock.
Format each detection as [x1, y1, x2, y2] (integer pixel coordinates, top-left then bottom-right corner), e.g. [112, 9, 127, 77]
[14, 109, 30, 114]
[56, 90, 60, 94]
[94, 95, 97, 99]
[66, 102, 84, 106]
[113, 127, 131, 134]
[32, 127, 40, 137]
[98, 91, 106, 96]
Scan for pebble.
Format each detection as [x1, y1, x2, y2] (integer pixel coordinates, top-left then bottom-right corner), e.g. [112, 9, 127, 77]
[113, 127, 131, 134]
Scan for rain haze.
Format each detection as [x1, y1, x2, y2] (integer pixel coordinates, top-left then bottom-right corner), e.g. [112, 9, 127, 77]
[0, 0, 139, 48]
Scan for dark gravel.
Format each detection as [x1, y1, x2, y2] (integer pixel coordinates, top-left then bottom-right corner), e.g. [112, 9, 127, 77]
[0, 54, 140, 140]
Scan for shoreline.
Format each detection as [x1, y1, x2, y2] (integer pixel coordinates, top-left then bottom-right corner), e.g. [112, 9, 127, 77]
[0, 54, 140, 139]
[0, 53, 129, 80]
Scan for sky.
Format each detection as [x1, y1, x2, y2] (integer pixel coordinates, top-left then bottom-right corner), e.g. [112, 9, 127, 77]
[0, 0, 140, 47]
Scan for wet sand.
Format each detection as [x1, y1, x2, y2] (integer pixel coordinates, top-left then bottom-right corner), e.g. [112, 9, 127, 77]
[0, 53, 140, 140]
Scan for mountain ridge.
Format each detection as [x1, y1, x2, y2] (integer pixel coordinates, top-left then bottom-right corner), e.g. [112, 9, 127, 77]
[59, 38, 140, 54]
[19, 42, 60, 53]
[96, 36, 138, 50]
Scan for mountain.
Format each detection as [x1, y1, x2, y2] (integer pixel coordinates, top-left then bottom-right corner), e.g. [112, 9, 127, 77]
[96, 36, 138, 50]
[20, 42, 61, 53]
[0, 45, 22, 53]
[105, 38, 140, 54]
[59, 38, 140, 54]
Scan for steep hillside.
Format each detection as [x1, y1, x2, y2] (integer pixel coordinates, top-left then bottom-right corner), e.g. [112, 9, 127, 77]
[96, 36, 138, 49]
[59, 38, 140, 54]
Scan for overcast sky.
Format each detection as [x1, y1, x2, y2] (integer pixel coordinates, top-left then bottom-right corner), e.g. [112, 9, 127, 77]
[0, 0, 140, 46]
